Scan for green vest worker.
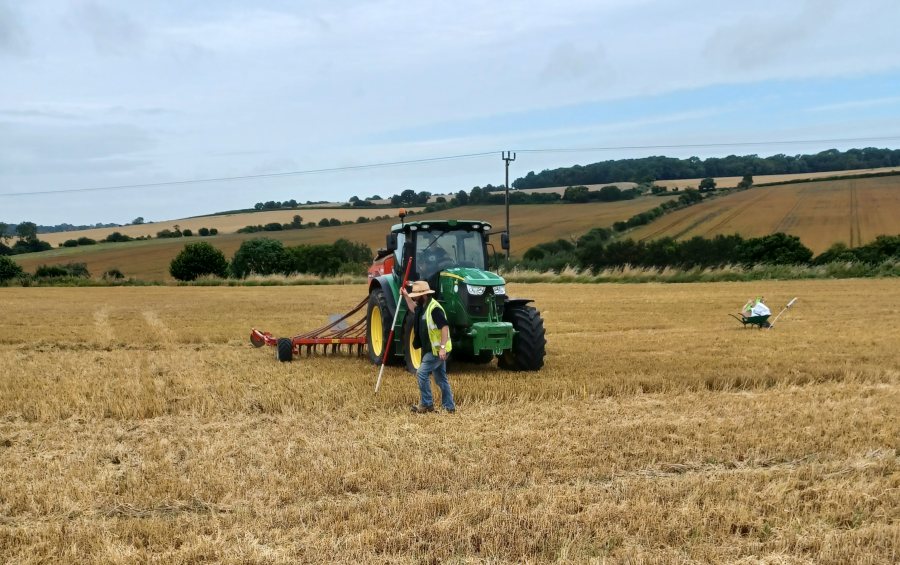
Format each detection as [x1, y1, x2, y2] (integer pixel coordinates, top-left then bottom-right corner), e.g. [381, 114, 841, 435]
[400, 280, 456, 414]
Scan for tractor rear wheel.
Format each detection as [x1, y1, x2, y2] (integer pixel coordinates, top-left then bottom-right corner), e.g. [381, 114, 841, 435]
[403, 315, 423, 374]
[366, 288, 399, 365]
[276, 337, 293, 362]
[498, 305, 546, 371]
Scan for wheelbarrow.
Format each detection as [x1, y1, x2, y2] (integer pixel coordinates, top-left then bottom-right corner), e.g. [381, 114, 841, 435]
[729, 314, 771, 329]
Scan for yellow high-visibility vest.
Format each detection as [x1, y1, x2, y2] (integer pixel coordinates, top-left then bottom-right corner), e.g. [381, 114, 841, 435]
[424, 299, 452, 356]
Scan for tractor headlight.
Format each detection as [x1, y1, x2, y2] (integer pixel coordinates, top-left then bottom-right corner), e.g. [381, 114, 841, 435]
[466, 284, 486, 296]
[493, 285, 506, 296]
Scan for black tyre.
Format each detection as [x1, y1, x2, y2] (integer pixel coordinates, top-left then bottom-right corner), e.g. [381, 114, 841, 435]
[366, 288, 401, 365]
[276, 337, 293, 362]
[403, 314, 424, 375]
[498, 305, 546, 371]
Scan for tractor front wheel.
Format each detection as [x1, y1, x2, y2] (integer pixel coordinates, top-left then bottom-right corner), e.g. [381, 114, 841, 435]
[366, 288, 398, 365]
[498, 305, 546, 371]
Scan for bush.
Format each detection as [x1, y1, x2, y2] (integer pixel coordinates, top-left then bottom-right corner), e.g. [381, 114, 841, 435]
[209, 228, 218, 235]
[198, 227, 210, 237]
[103, 268, 125, 280]
[231, 238, 288, 278]
[35, 262, 90, 278]
[0, 256, 24, 283]
[76, 237, 97, 246]
[62, 239, 79, 247]
[181, 229, 193, 237]
[737, 233, 813, 265]
[103, 231, 133, 243]
[169, 242, 229, 281]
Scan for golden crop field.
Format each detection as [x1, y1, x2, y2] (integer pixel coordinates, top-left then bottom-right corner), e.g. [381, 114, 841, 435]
[653, 166, 900, 190]
[14, 198, 674, 281]
[37, 208, 425, 248]
[629, 175, 900, 253]
[1, 281, 898, 563]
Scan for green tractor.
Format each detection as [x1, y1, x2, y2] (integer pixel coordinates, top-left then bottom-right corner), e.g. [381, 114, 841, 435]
[365, 216, 546, 373]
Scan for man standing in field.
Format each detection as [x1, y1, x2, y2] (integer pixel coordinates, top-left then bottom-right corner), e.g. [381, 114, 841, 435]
[400, 280, 456, 414]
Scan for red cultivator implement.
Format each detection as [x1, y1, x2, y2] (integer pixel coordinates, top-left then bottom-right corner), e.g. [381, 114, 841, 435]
[250, 297, 369, 362]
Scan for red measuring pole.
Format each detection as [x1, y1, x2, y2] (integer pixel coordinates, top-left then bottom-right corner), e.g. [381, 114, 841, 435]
[374, 256, 413, 393]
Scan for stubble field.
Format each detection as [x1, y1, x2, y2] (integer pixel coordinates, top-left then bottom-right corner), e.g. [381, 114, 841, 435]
[1, 281, 898, 563]
[629, 175, 900, 253]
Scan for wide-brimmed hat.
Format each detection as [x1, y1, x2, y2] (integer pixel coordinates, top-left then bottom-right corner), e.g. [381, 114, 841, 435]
[407, 280, 435, 298]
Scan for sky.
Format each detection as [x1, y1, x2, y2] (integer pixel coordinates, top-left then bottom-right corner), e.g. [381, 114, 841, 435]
[2, 0, 900, 226]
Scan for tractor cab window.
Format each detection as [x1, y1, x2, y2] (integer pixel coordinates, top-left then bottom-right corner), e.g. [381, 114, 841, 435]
[393, 232, 406, 275]
[415, 229, 485, 280]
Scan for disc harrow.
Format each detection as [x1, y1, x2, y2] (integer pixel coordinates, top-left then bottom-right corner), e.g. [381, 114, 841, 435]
[250, 297, 369, 362]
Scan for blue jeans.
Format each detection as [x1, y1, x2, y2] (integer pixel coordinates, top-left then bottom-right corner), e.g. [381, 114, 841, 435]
[417, 352, 455, 410]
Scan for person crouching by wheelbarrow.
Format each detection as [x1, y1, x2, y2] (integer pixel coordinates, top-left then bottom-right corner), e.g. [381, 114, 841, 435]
[740, 296, 771, 318]
[400, 280, 456, 414]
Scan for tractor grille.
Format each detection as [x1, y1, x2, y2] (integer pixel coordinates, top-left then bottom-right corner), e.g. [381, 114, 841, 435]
[460, 286, 505, 318]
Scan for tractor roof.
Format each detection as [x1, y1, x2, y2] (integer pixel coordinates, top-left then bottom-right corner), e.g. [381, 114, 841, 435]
[390, 219, 493, 233]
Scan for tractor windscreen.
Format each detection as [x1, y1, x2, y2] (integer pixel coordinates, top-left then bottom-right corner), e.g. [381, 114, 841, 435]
[415, 229, 486, 280]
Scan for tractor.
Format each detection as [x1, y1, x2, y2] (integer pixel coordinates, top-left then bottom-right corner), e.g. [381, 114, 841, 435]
[365, 213, 546, 373]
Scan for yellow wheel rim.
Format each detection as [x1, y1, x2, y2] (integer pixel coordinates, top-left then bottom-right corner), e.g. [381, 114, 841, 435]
[408, 327, 422, 369]
[369, 306, 383, 357]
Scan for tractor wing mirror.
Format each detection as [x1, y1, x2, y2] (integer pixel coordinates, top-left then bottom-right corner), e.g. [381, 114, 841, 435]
[386, 233, 398, 252]
[500, 233, 510, 251]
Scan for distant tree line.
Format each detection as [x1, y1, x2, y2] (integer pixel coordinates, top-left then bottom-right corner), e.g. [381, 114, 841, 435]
[236, 214, 395, 234]
[0, 257, 125, 284]
[521, 231, 900, 272]
[168, 238, 374, 281]
[0, 222, 52, 255]
[512, 147, 900, 190]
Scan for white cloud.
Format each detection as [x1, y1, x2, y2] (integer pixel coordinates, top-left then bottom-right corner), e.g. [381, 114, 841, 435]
[2, 0, 900, 224]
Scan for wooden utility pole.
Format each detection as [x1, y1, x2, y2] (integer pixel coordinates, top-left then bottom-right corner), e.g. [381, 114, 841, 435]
[502, 151, 516, 260]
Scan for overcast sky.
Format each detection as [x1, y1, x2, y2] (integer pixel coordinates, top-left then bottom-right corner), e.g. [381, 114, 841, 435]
[2, 0, 900, 225]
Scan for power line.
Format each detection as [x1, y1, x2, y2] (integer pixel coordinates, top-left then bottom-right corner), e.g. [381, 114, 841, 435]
[0, 151, 497, 198]
[2, 135, 899, 198]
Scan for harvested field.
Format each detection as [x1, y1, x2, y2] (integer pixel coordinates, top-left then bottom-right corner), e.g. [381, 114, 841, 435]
[15, 198, 674, 281]
[37, 208, 424, 247]
[629, 175, 900, 253]
[1, 280, 898, 563]
[653, 166, 900, 190]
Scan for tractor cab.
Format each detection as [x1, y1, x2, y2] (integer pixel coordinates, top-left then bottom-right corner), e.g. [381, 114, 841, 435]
[392, 220, 491, 292]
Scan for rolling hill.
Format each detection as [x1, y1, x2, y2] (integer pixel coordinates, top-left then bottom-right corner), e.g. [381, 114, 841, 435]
[628, 174, 900, 253]
[13, 197, 675, 281]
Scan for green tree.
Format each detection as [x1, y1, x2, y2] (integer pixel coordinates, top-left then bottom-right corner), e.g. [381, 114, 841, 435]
[231, 238, 288, 278]
[597, 185, 623, 201]
[15, 222, 38, 241]
[699, 177, 717, 192]
[0, 256, 24, 283]
[737, 233, 813, 265]
[132, 217, 145, 225]
[562, 185, 590, 203]
[169, 242, 229, 281]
